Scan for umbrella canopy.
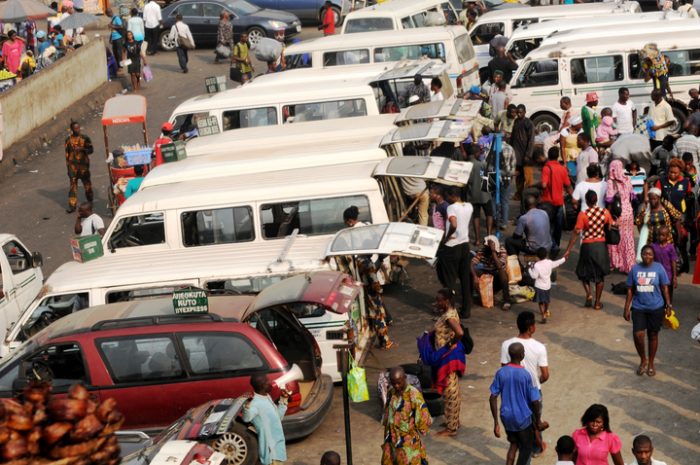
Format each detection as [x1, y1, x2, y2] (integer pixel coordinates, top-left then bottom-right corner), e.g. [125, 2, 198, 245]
[58, 12, 99, 30]
[0, 0, 56, 22]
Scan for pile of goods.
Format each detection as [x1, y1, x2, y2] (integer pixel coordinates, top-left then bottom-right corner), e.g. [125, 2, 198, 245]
[0, 382, 123, 465]
[0, 70, 17, 80]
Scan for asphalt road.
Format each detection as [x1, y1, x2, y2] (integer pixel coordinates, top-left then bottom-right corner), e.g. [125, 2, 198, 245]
[0, 27, 698, 465]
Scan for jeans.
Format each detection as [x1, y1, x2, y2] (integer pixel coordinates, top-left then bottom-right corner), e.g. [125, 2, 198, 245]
[492, 181, 512, 228]
[145, 27, 159, 54]
[437, 242, 471, 318]
[111, 38, 123, 65]
[551, 205, 564, 250]
[176, 46, 188, 71]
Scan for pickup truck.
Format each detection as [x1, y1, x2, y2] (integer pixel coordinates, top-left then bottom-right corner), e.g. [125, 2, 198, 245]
[0, 234, 43, 345]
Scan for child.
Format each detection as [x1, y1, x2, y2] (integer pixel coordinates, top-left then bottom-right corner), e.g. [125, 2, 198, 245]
[528, 247, 566, 323]
[554, 435, 576, 465]
[595, 115, 618, 146]
[650, 225, 677, 302]
[625, 160, 647, 216]
[682, 151, 697, 187]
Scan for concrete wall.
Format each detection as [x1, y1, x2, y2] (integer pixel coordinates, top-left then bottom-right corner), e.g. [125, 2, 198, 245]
[0, 40, 107, 151]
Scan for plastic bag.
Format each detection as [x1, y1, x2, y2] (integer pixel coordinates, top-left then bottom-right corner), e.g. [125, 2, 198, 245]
[423, 11, 446, 26]
[216, 44, 232, 58]
[506, 255, 522, 284]
[663, 310, 679, 330]
[479, 274, 494, 308]
[142, 65, 153, 82]
[347, 356, 369, 402]
[253, 38, 283, 63]
[509, 284, 535, 303]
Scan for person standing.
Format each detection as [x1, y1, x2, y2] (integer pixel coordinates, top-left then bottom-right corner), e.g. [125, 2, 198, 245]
[143, 0, 163, 56]
[487, 46, 518, 84]
[576, 133, 599, 184]
[559, 115, 583, 178]
[563, 190, 613, 310]
[1, 30, 25, 74]
[490, 342, 548, 465]
[215, 11, 233, 63]
[606, 160, 637, 274]
[64, 122, 94, 213]
[123, 30, 147, 91]
[488, 71, 512, 114]
[612, 88, 637, 136]
[439, 186, 474, 318]
[572, 404, 624, 465]
[74, 202, 105, 237]
[541, 146, 574, 252]
[106, 9, 124, 73]
[153, 122, 174, 167]
[581, 92, 600, 148]
[486, 139, 516, 231]
[627, 435, 668, 465]
[169, 14, 194, 73]
[465, 144, 493, 244]
[381, 367, 432, 465]
[647, 89, 675, 150]
[650, 226, 677, 303]
[495, 104, 517, 140]
[510, 104, 535, 201]
[242, 373, 288, 465]
[319, 1, 336, 36]
[573, 165, 607, 212]
[127, 8, 145, 45]
[232, 32, 254, 82]
[624, 244, 672, 377]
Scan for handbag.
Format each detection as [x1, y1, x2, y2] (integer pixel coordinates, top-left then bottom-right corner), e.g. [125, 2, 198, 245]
[607, 193, 622, 220]
[176, 25, 195, 50]
[460, 324, 474, 355]
[229, 66, 243, 82]
[605, 223, 621, 245]
[142, 65, 153, 82]
[347, 355, 369, 402]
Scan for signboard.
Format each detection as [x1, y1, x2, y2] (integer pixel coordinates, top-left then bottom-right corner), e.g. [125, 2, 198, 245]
[173, 287, 209, 315]
[196, 115, 221, 137]
[161, 141, 187, 163]
[205, 75, 227, 94]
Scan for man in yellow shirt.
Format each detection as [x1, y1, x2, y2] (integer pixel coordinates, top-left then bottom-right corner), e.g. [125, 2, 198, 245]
[232, 32, 254, 82]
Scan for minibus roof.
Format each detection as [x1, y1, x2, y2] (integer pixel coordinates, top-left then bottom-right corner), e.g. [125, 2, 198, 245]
[345, 0, 452, 17]
[284, 26, 466, 55]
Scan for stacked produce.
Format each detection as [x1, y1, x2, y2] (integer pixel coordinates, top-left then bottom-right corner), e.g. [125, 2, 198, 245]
[0, 382, 123, 465]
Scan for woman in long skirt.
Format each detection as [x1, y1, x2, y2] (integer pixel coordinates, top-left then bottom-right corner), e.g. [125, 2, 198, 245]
[606, 160, 636, 273]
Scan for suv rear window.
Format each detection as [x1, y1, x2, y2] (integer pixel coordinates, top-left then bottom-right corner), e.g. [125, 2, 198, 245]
[180, 334, 265, 374]
[100, 337, 183, 383]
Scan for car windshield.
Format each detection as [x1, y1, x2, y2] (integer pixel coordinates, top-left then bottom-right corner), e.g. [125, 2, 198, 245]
[227, 0, 260, 16]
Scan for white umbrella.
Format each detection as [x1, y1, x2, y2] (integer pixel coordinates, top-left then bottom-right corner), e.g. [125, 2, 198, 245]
[0, 0, 56, 22]
[58, 12, 100, 30]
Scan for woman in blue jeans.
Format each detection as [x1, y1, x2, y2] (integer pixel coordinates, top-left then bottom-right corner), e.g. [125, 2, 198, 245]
[623, 244, 672, 377]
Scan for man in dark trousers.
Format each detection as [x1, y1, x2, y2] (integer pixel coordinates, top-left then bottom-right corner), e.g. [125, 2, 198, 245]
[510, 104, 535, 201]
[64, 122, 94, 213]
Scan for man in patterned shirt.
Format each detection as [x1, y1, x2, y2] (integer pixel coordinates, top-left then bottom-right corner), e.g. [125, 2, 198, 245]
[471, 235, 511, 311]
[64, 121, 94, 213]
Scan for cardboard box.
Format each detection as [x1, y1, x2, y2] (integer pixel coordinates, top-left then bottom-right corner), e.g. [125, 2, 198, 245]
[71, 234, 104, 263]
[161, 141, 187, 163]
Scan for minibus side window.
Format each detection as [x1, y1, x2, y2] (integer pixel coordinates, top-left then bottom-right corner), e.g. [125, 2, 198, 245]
[284, 53, 311, 69]
[222, 107, 277, 130]
[411, 12, 426, 27]
[509, 38, 542, 61]
[374, 43, 445, 62]
[109, 213, 165, 249]
[260, 195, 371, 238]
[283, 99, 368, 123]
[181, 206, 254, 247]
[401, 16, 414, 28]
[513, 59, 558, 88]
[571, 55, 623, 85]
[344, 17, 394, 33]
[664, 50, 700, 77]
[513, 18, 538, 29]
[470, 22, 504, 45]
[454, 34, 474, 63]
[172, 112, 209, 138]
[441, 2, 457, 24]
[323, 49, 370, 66]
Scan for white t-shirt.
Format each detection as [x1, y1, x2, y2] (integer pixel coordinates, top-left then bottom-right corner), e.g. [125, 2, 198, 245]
[612, 101, 636, 134]
[576, 147, 599, 184]
[80, 214, 105, 237]
[573, 180, 607, 211]
[445, 202, 473, 247]
[528, 257, 566, 290]
[500, 336, 548, 389]
[143, 1, 163, 29]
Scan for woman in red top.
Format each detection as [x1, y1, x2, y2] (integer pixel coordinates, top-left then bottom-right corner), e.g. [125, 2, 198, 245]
[564, 190, 613, 310]
[571, 404, 624, 465]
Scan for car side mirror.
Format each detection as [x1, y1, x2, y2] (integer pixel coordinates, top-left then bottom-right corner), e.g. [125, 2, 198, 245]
[31, 252, 43, 269]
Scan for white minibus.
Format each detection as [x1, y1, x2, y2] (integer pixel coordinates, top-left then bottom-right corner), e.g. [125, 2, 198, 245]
[341, 0, 459, 34]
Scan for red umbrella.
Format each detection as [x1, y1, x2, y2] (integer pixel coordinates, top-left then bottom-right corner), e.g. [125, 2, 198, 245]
[0, 0, 56, 22]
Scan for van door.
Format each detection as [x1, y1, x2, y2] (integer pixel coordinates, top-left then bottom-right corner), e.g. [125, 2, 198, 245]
[0, 239, 42, 339]
[0, 253, 20, 347]
[510, 57, 563, 133]
[325, 223, 443, 260]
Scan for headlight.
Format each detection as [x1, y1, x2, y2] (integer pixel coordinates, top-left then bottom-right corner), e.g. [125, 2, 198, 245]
[269, 21, 287, 29]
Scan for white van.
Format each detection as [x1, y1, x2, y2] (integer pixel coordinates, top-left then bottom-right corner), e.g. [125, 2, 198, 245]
[341, 0, 459, 34]
[283, 26, 479, 87]
[509, 29, 700, 133]
[468, 1, 642, 68]
[505, 11, 687, 61]
[0, 235, 43, 342]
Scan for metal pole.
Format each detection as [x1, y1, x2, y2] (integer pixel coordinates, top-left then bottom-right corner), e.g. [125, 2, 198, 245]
[494, 132, 502, 239]
[334, 344, 353, 465]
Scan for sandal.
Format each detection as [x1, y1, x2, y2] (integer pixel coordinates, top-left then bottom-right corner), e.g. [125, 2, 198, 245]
[636, 361, 647, 376]
[647, 366, 656, 377]
[594, 303, 604, 310]
[436, 428, 458, 437]
[584, 296, 593, 307]
[540, 317, 547, 324]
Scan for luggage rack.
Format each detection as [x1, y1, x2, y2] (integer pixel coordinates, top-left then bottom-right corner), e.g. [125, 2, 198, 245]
[90, 313, 224, 332]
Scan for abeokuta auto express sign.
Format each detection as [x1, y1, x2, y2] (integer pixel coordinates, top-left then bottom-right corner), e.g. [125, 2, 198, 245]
[173, 287, 209, 315]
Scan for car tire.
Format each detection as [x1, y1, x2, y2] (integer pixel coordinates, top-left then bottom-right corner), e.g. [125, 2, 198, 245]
[670, 105, 687, 134]
[531, 112, 560, 135]
[211, 423, 259, 465]
[247, 27, 265, 47]
[160, 30, 176, 51]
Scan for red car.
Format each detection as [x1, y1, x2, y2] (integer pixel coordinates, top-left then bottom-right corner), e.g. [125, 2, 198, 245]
[0, 272, 352, 441]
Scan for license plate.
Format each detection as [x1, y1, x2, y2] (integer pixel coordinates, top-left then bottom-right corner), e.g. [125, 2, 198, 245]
[296, 25, 301, 32]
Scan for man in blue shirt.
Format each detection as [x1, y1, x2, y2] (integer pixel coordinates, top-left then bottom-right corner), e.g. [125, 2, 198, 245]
[490, 342, 548, 465]
[107, 8, 124, 73]
[242, 373, 288, 465]
[506, 195, 553, 256]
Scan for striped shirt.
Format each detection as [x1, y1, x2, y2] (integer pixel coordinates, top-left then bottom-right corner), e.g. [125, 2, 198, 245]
[675, 134, 700, 166]
[625, 168, 647, 195]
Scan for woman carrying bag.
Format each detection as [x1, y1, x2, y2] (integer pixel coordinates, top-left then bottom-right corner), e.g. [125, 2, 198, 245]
[606, 160, 636, 273]
[168, 14, 195, 73]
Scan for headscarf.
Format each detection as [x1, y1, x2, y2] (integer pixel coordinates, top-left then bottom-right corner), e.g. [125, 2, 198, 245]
[606, 159, 633, 202]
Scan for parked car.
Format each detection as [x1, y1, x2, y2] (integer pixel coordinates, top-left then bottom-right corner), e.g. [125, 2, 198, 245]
[245, 0, 349, 26]
[0, 289, 336, 438]
[160, 0, 302, 50]
[122, 439, 227, 465]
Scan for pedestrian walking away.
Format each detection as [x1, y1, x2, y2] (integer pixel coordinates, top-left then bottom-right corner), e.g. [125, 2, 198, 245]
[624, 244, 672, 377]
[381, 367, 432, 465]
[627, 435, 668, 465]
[490, 342, 548, 465]
[169, 14, 195, 73]
[319, 1, 336, 36]
[542, 146, 574, 252]
[127, 8, 145, 45]
[106, 9, 124, 73]
[143, 0, 163, 55]
[572, 404, 624, 465]
[242, 373, 288, 465]
[74, 202, 105, 237]
[64, 121, 94, 213]
[215, 11, 233, 63]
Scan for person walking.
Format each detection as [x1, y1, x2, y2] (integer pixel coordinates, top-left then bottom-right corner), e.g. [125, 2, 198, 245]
[510, 104, 535, 201]
[465, 144, 493, 244]
[319, 1, 336, 36]
[438, 186, 474, 318]
[381, 366, 432, 465]
[127, 8, 145, 45]
[215, 11, 233, 63]
[106, 9, 124, 73]
[572, 404, 624, 465]
[242, 373, 288, 465]
[635, 187, 682, 246]
[573, 165, 606, 212]
[654, 157, 693, 272]
[232, 32, 254, 82]
[490, 342, 548, 465]
[143, 0, 163, 55]
[650, 226, 677, 304]
[64, 122, 94, 213]
[612, 88, 637, 135]
[74, 202, 105, 237]
[606, 160, 637, 274]
[563, 190, 613, 310]
[169, 14, 194, 73]
[528, 248, 566, 323]
[628, 435, 668, 465]
[624, 244, 672, 377]
[541, 146, 574, 253]
[647, 89, 675, 151]
[123, 31, 147, 91]
[488, 70, 512, 114]
[432, 288, 464, 436]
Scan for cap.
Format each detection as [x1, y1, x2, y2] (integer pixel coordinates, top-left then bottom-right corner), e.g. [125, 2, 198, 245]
[161, 122, 174, 132]
[36, 30, 46, 39]
[569, 115, 583, 126]
[585, 92, 599, 103]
